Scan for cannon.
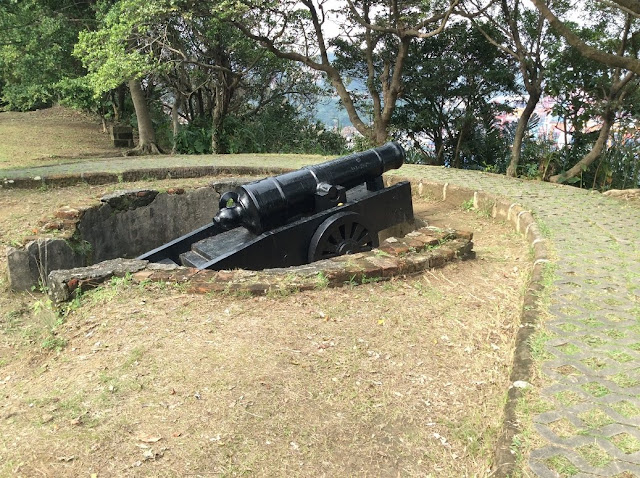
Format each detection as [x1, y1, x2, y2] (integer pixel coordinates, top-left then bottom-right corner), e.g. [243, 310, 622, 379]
[138, 142, 414, 270]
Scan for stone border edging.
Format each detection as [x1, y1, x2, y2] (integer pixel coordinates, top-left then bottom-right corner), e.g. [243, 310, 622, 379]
[47, 226, 473, 302]
[0, 165, 294, 189]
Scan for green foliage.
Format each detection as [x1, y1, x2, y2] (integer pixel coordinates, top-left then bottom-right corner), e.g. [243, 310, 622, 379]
[73, 0, 166, 94]
[173, 102, 346, 155]
[461, 199, 474, 211]
[393, 22, 518, 169]
[600, 133, 640, 190]
[0, 1, 88, 110]
[55, 76, 117, 121]
[227, 104, 346, 155]
[541, 9, 640, 189]
[174, 124, 212, 154]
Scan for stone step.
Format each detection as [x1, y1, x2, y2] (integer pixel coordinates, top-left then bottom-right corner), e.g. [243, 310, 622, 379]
[180, 250, 211, 269]
[191, 227, 256, 261]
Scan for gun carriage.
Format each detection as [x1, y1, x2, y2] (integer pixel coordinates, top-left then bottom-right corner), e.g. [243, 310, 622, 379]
[138, 142, 414, 270]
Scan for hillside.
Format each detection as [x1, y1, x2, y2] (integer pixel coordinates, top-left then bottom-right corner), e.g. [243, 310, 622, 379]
[0, 106, 121, 170]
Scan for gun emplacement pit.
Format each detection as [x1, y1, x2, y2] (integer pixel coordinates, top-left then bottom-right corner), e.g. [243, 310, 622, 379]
[5, 177, 473, 301]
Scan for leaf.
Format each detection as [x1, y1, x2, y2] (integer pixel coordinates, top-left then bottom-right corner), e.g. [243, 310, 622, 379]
[137, 435, 162, 443]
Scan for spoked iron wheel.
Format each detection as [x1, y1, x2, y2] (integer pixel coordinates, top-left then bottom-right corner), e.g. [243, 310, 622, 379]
[308, 212, 378, 262]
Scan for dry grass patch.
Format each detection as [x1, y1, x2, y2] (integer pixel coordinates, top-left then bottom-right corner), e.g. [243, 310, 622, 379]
[0, 106, 119, 169]
[1, 184, 530, 476]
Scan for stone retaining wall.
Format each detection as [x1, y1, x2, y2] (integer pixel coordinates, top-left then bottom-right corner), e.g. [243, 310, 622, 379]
[1, 166, 292, 189]
[6, 180, 248, 291]
[47, 226, 473, 302]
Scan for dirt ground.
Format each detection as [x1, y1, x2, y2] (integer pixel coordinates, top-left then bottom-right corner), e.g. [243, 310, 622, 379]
[0, 179, 530, 477]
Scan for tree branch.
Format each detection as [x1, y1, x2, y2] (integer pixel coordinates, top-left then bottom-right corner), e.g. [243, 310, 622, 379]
[530, 0, 640, 74]
[602, 0, 640, 15]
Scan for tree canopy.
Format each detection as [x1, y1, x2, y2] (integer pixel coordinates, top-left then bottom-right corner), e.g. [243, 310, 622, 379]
[0, 0, 637, 189]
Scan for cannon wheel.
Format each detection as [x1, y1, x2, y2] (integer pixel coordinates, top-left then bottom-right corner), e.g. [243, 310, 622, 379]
[308, 212, 378, 262]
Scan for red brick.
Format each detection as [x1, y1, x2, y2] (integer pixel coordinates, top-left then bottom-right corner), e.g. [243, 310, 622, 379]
[455, 230, 474, 241]
[382, 242, 411, 256]
[55, 206, 81, 220]
[364, 256, 399, 277]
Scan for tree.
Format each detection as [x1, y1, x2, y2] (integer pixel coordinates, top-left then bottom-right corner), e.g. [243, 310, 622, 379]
[74, 0, 169, 154]
[75, 0, 322, 154]
[465, 0, 560, 177]
[393, 21, 517, 169]
[155, 17, 321, 153]
[544, 9, 638, 184]
[233, 0, 461, 146]
[0, 0, 91, 111]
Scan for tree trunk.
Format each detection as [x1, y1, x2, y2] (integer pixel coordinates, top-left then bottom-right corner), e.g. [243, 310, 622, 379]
[127, 79, 162, 155]
[115, 84, 126, 123]
[171, 93, 183, 154]
[197, 89, 205, 117]
[434, 135, 445, 165]
[452, 117, 473, 169]
[549, 109, 614, 183]
[210, 45, 234, 154]
[211, 89, 225, 154]
[453, 129, 464, 169]
[506, 90, 541, 177]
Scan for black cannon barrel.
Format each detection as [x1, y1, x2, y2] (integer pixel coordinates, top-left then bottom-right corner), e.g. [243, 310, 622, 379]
[217, 142, 405, 234]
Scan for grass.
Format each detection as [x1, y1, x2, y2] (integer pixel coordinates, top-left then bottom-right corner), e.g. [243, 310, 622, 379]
[610, 400, 640, 418]
[608, 372, 640, 388]
[0, 181, 533, 476]
[545, 455, 579, 476]
[580, 317, 604, 327]
[581, 356, 607, 370]
[580, 334, 608, 347]
[577, 444, 612, 467]
[314, 271, 330, 289]
[581, 382, 610, 397]
[0, 107, 118, 169]
[610, 433, 640, 454]
[528, 329, 555, 361]
[556, 342, 581, 355]
[510, 388, 554, 475]
[554, 390, 585, 406]
[578, 408, 615, 429]
[548, 418, 578, 438]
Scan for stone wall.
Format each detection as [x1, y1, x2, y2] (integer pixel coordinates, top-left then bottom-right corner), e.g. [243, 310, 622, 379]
[47, 227, 474, 302]
[110, 125, 134, 148]
[5, 182, 244, 291]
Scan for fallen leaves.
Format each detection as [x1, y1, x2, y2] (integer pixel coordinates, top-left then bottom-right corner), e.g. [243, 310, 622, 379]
[137, 434, 162, 444]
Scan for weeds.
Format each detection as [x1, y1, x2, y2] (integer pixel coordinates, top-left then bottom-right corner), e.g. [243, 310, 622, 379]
[30, 297, 68, 352]
[361, 275, 382, 285]
[315, 271, 329, 289]
[461, 198, 474, 211]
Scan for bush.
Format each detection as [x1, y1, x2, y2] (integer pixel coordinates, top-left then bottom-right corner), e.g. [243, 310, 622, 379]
[173, 102, 347, 156]
[1, 83, 54, 111]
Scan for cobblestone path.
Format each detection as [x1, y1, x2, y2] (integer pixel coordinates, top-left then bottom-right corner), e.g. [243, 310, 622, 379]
[3, 158, 639, 475]
[404, 166, 640, 477]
